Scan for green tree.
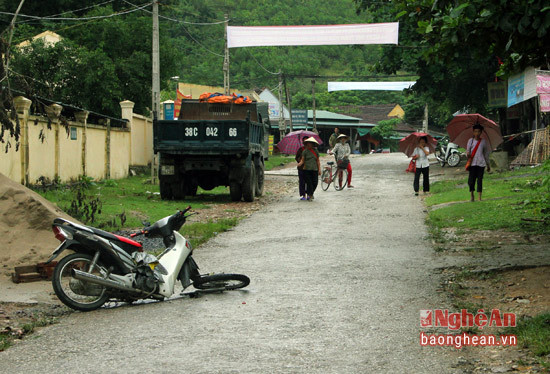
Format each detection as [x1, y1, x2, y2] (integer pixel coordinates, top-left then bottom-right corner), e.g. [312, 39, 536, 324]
[355, 0, 550, 124]
[10, 39, 121, 116]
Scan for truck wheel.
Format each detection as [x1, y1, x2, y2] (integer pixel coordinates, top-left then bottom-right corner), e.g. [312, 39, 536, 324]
[242, 164, 256, 202]
[172, 181, 185, 200]
[229, 182, 242, 201]
[160, 180, 173, 200]
[255, 159, 265, 197]
[186, 183, 198, 197]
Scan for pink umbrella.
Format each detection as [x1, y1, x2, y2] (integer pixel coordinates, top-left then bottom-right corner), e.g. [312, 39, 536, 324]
[399, 132, 437, 157]
[447, 114, 503, 149]
[276, 130, 323, 155]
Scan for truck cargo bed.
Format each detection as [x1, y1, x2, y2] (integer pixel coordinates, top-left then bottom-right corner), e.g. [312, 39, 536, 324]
[154, 119, 263, 155]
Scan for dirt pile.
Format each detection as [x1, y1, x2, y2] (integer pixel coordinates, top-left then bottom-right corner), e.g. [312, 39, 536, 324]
[0, 173, 74, 278]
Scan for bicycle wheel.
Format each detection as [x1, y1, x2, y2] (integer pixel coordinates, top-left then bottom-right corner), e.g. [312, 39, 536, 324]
[193, 273, 250, 290]
[321, 168, 331, 191]
[334, 169, 348, 191]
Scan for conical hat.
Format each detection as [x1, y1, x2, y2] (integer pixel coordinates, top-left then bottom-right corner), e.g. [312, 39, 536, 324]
[303, 137, 319, 145]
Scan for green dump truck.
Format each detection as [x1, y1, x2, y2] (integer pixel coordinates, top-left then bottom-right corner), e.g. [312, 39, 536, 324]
[153, 100, 270, 202]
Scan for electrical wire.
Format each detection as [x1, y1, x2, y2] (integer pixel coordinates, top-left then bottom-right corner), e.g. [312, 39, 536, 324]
[0, 2, 151, 22]
[246, 50, 279, 76]
[120, 0, 224, 57]
[15, 0, 116, 24]
[121, 0, 228, 25]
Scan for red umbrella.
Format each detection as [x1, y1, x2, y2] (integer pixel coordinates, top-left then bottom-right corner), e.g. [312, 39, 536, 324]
[276, 130, 323, 155]
[399, 132, 438, 157]
[447, 114, 503, 149]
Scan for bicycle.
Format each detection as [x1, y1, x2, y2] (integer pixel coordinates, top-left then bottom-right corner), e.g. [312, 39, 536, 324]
[321, 161, 348, 191]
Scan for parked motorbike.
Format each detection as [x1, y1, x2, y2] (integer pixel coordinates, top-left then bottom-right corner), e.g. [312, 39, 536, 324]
[46, 206, 250, 311]
[434, 137, 461, 167]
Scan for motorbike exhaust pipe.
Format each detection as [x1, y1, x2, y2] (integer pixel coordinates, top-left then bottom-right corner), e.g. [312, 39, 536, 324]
[71, 269, 152, 296]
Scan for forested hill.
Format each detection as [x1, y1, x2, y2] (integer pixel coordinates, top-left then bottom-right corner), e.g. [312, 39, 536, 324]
[2, 0, 411, 119]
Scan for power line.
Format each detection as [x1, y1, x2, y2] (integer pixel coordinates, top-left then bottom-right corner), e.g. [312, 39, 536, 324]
[0, 2, 151, 22]
[286, 74, 418, 79]
[15, 0, 116, 24]
[246, 50, 279, 75]
[122, 0, 228, 25]
[120, 0, 224, 57]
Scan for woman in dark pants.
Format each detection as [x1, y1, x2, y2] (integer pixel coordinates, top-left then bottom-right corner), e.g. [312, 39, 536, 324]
[411, 136, 430, 196]
[295, 137, 307, 200]
[297, 137, 321, 201]
[467, 124, 491, 201]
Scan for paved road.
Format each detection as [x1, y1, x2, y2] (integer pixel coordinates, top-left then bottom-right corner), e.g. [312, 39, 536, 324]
[0, 154, 461, 373]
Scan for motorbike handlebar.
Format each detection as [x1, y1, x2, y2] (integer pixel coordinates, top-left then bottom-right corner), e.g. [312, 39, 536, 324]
[130, 230, 144, 238]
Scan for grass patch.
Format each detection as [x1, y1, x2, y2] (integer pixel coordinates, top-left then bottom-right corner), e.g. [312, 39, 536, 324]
[0, 315, 58, 352]
[0, 333, 10, 351]
[182, 217, 240, 248]
[264, 155, 296, 171]
[34, 173, 246, 249]
[425, 163, 549, 233]
[35, 175, 224, 231]
[509, 313, 550, 357]
[427, 196, 544, 232]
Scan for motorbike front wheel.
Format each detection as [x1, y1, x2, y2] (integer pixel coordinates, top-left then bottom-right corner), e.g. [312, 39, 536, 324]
[52, 253, 109, 311]
[435, 149, 445, 167]
[193, 273, 250, 291]
[447, 152, 461, 167]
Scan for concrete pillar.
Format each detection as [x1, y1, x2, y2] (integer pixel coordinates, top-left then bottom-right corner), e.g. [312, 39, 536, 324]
[46, 104, 63, 181]
[13, 96, 32, 186]
[120, 100, 135, 164]
[75, 111, 89, 176]
[105, 119, 111, 180]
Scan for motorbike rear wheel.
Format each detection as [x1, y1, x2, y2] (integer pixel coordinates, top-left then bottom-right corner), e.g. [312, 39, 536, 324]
[193, 273, 250, 291]
[52, 253, 109, 311]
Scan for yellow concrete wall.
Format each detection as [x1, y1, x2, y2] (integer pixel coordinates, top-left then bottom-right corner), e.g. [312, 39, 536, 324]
[58, 124, 83, 182]
[2, 112, 149, 185]
[85, 126, 107, 181]
[27, 118, 56, 183]
[388, 104, 405, 119]
[131, 115, 149, 165]
[109, 129, 130, 179]
[0, 135, 21, 182]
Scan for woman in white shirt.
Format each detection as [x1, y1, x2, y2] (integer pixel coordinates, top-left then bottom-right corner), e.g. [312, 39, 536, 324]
[411, 136, 430, 196]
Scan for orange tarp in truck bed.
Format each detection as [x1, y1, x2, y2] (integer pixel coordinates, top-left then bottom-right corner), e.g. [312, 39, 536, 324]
[199, 92, 252, 104]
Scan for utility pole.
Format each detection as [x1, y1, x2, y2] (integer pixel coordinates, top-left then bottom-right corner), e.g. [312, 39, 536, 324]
[283, 74, 293, 132]
[151, 1, 160, 184]
[422, 103, 428, 133]
[278, 71, 285, 139]
[312, 79, 317, 133]
[223, 14, 230, 95]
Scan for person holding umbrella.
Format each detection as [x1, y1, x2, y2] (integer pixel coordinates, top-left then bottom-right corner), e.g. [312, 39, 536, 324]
[297, 137, 321, 201]
[411, 136, 431, 196]
[467, 124, 491, 201]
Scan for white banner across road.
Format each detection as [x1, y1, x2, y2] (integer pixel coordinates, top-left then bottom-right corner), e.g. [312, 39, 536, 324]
[328, 81, 416, 92]
[227, 22, 399, 48]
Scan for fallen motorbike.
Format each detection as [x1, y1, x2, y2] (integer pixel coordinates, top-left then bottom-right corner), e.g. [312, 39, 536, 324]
[46, 206, 249, 311]
[434, 136, 461, 167]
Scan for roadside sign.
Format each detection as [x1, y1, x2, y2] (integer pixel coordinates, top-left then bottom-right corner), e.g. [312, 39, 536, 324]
[164, 102, 174, 120]
[291, 109, 308, 125]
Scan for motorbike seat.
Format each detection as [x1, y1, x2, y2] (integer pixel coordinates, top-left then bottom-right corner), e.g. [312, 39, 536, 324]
[88, 227, 143, 252]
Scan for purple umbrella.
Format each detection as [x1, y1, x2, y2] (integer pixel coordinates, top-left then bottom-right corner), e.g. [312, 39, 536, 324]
[276, 130, 323, 155]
